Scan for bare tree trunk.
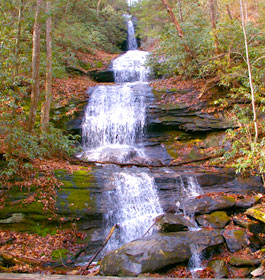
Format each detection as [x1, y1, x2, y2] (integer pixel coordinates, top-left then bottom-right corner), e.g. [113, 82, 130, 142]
[41, 0, 52, 132]
[177, 0, 183, 22]
[209, 0, 220, 55]
[240, 0, 258, 143]
[161, 0, 195, 59]
[15, 0, 24, 77]
[226, 4, 233, 19]
[27, 0, 43, 132]
[97, 0, 102, 17]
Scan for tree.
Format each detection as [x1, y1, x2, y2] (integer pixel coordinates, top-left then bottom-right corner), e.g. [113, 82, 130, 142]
[161, 0, 195, 60]
[41, 0, 52, 132]
[240, 0, 258, 143]
[27, 0, 44, 132]
[15, 0, 24, 77]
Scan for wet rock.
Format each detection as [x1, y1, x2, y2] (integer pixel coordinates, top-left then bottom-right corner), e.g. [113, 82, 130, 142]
[223, 228, 248, 252]
[182, 194, 236, 214]
[100, 230, 224, 276]
[196, 211, 230, 229]
[229, 255, 262, 267]
[157, 213, 196, 232]
[208, 259, 228, 278]
[246, 204, 265, 224]
[236, 195, 261, 208]
[229, 267, 252, 278]
[88, 69, 114, 82]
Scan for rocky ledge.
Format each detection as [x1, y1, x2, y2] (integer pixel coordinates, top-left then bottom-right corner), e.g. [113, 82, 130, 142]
[100, 193, 265, 278]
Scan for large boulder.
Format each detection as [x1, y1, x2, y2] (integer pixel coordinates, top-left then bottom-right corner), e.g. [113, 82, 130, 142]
[181, 194, 236, 214]
[157, 213, 196, 232]
[100, 230, 224, 276]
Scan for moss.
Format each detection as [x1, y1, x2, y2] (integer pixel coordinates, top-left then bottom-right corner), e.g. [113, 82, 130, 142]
[55, 168, 96, 213]
[234, 229, 246, 240]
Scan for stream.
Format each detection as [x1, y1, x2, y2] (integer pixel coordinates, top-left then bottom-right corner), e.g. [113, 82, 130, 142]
[78, 16, 204, 272]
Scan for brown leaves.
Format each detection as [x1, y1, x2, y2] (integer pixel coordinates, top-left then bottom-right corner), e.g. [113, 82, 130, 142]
[0, 229, 87, 274]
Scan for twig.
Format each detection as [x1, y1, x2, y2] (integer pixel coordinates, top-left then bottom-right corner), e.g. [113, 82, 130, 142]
[143, 214, 164, 237]
[84, 224, 118, 270]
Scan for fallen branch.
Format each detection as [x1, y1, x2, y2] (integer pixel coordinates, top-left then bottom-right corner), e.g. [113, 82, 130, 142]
[68, 153, 224, 169]
[84, 224, 118, 270]
[170, 153, 224, 166]
[143, 214, 164, 237]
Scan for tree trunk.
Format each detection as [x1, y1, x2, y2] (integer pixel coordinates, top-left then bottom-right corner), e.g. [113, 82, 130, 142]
[27, 0, 43, 132]
[41, 0, 52, 132]
[177, 0, 183, 22]
[15, 0, 24, 77]
[240, 0, 258, 143]
[209, 0, 220, 55]
[226, 4, 233, 19]
[161, 0, 195, 59]
[97, 0, 102, 17]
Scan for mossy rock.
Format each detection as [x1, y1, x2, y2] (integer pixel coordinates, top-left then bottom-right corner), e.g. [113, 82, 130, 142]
[55, 169, 97, 215]
[196, 211, 230, 229]
[229, 255, 262, 267]
[223, 228, 248, 253]
[208, 259, 228, 278]
[246, 204, 265, 224]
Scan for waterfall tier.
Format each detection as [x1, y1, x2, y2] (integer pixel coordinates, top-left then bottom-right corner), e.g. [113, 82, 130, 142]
[113, 50, 150, 83]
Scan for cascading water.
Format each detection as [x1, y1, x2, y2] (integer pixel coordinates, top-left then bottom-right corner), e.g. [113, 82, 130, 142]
[127, 19, 138, 50]
[103, 169, 163, 252]
[80, 15, 163, 253]
[178, 176, 205, 276]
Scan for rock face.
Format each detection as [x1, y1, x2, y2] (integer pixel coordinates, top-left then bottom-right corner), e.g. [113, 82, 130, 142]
[181, 194, 236, 214]
[157, 213, 196, 232]
[208, 259, 228, 278]
[223, 228, 248, 252]
[100, 230, 224, 276]
[147, 90, 235, 133]
[88, 69, 114, 82]
[196, 211, 230, 229]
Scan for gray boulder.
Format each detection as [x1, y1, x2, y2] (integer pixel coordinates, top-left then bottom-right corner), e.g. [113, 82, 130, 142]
[181, 194, 236, 214]
[157, 213, 196, 232]
[100, 230, 224, 276]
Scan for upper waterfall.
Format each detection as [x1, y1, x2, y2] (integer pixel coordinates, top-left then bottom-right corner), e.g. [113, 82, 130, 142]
[127, 20, 138, 50]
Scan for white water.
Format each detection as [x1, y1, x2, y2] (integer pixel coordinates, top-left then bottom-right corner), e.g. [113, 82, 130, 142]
[113, 50, 150, 83]
[178, 176, 205, 275]
[104, 170, 163, 251]
[80, 17, 163, 252]
[127, 20, 138, 50]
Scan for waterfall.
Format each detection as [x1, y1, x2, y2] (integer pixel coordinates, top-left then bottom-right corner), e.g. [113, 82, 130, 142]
[113, 51, 150, 83]
[127, 20, 138, 50]
[103, 169, 163, 252]
[178, 176, 205, 276]
[80, 16, 163, 253]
